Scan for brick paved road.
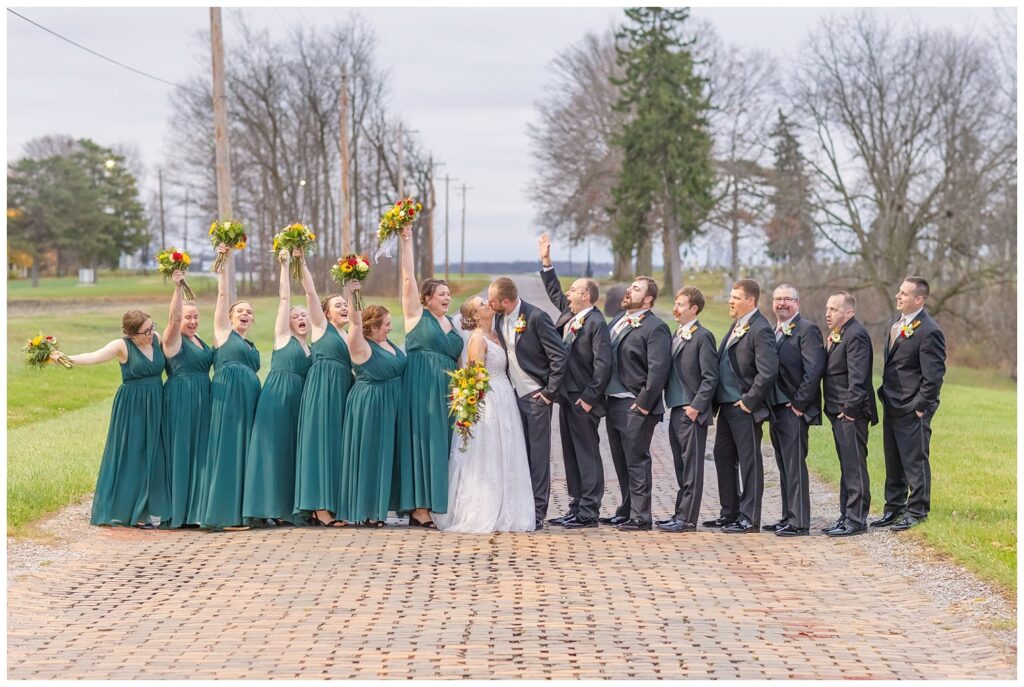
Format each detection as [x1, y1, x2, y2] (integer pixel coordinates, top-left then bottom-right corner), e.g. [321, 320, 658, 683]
[7, 276, 1015, 679]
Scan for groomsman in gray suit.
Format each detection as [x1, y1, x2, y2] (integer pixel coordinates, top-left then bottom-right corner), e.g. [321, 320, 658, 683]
[538, 233, 612, 529]
[705, 279, 779, 533]
[657, 286, 718, 533]
[821, 290, 877, 537]
[764, 284, 826, 537]
[599, 277, 672, 531]
[871, 277, 946, 532]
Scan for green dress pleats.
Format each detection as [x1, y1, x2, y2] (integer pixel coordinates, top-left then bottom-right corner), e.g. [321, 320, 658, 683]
[198, 330, 261, 529]
[242, 336, 312, 524]
[90, 337, 167, 527]
[162, 336, 213, 528]
[294, 323, 353, 518]
[335, 340, 407, 522]
[392, 314, 464, 514]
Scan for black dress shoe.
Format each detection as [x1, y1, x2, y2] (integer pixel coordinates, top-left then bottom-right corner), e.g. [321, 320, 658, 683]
[599, 515, 629, 525]
[774, 524, 809, 537]
[616, 518, 652, 531]
[721, 518, 756, 533]
[891, 515, 926, 531]
[826, 522, 867, 537]
[562, 517, 598, 529]
[702, 516, 736, 528]
[657, 520, 696, 533]
[533, 519, 544, 531]
[869, 511, 903, 528]
[547, 512, 575, 526]
[761, 520, 787, 532]
[821, 517, 845, 533]
[655, 517, 678, 526]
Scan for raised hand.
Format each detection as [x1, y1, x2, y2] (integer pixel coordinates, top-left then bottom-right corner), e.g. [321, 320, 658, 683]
[279, 248, 291, 263]
[171, 269, 185, 285]
[400, 227, 412, 242]
[538, 232, 552, 267]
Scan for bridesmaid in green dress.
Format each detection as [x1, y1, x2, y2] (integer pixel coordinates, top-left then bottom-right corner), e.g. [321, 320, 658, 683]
[336, 287, 407, 526]
[293, 254, 354, 526]
[392, 227, 464, 527]
[52, 310, 169, 528]
[160, 270, 213, 529]
[242, 249, 313, 526]
[198, 243, 261, 531]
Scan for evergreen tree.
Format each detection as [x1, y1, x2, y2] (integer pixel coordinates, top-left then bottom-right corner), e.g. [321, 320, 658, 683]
[610, 7, 715, 290]
[764, 111, 816, 266]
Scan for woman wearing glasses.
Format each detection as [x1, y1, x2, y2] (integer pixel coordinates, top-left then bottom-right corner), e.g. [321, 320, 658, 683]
[50, 309, 170, 528]
[196, 243, 262, 531]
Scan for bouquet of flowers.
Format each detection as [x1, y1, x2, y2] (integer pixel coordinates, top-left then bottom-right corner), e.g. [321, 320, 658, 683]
[375, 197, 422, 262]
[208, 220, 248, 273]
[448, 361, 491, 452]
[155, 247, 196, 300]
[272, 223, 317, 280]
[22, 333, 73, 369]
[330, 254, 370, 309]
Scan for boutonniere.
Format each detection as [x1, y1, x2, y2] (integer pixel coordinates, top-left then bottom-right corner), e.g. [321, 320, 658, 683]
[780, 322, 795, 337]
[829, 328, 842, 344]
[569, 316, 584, 335]
[900, 320, 921, 339]
[733, 323, 750, 339]
[680, 324, 698, 341]
[514, 314, 527, 334]
[627, 313, 647, 329]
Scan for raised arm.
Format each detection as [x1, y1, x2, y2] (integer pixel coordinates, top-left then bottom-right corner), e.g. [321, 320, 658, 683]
[346, 282, 371, 364]
[54, 339, 128, 366]
[273, 249, 293, 349]
[162, 269, 186, 359]
[212, 244, 233, 346]
[538, 232, 570, 313]
[399, 227, 423, 331]
[298, 251, 326, 335]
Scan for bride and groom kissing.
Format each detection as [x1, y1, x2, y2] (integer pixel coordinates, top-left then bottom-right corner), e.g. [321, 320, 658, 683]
[436, 233, 670, 534]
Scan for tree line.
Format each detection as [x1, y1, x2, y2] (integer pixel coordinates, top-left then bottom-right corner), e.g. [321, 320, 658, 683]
[527, 8, 1016, 373]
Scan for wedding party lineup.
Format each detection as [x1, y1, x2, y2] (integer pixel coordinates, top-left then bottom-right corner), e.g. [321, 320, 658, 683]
[31, 210, 946, 539]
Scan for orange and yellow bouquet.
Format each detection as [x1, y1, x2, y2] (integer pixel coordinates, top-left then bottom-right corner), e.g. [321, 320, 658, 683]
[330, 254, 370, 309]
[448, 361, 491, 452]
[273, 223, 317, 280]
[155, 247, 196, 300]
[208, 220, 247, 273]
[22, 333, 73, 369]
[375, 197, 422, 261]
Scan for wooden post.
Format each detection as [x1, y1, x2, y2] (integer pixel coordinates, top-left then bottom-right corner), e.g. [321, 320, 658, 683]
[183, 187, 189, 252]
[210, 7, 236, 300]
[157, 168, 166, 250]
[444, 173, 450, 282]
[339, 64, 351, 255]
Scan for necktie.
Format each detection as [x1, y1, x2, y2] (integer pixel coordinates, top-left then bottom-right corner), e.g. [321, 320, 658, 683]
[612, 316, 630, 338]
[889, 319, 902, 349]
[775, 325, 783, 342]
[672, 328, 685, 355]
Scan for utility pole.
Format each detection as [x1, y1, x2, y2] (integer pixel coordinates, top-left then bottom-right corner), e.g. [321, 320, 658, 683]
[339, 64, 351, 255]
[157, 168, 167, 250]
[459, 183, 474, 277]
[210, 7, 236, 300]
[443, 174, 459, 283]
[424, 159, 445, 278]
[183, 187, 190, 253]
[396, 123, 403, 198]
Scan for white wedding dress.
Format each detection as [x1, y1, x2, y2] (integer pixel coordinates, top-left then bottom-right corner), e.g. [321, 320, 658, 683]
[433, 335, 536, 533]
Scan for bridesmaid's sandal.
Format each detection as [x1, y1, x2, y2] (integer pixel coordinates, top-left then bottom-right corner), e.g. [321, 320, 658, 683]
[361, 520, 386, 528]
[408, 515, 437, 529]
[134, 522, 156, 530]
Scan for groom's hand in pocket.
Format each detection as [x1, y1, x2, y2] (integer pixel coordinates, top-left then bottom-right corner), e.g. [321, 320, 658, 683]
[630, 402, 650, 416]
[576, 398, 592, 413]
[533, 391, 552, 406]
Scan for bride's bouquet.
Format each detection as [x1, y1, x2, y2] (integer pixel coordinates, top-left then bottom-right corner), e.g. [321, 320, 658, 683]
[448, 361, 491, 452]
[375, 197, 421, 262]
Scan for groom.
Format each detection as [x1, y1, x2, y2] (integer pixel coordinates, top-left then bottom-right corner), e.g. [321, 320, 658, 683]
[489, 277, 568, 530]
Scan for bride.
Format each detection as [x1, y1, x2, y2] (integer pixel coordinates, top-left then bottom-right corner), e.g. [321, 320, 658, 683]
[433, 296, 536, 533]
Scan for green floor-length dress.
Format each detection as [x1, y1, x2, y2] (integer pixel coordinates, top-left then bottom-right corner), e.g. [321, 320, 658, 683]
[198, 330, 261, 529]
[336, 340, 407, 523]
[392, 314, 464, 514]
[294, 323, 353, 519]
[242, 336, 312, 524]
[90, 337, 167, 527]
[162, 335, 213, 529]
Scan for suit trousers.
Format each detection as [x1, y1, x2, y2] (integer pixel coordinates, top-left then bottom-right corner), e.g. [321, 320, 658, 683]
[827, 413, 871, 527]
[713, 404, 765, 525]
[768, 405, 811, 529]
[516, 392, 553, 521]
[667, 407, 707, 525]
[882, 407, 932, 518]
[557, 400, 604, 521]
[605, 396, 659, 524]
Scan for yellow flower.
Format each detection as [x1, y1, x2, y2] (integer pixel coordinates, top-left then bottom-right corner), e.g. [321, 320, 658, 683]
[467, 396, 477, 405]
[235, 242, 246, 250]
[273, 239, 280, 251]
[209, 221, 217, 235]
[31, 335, 43, 347]
[341, 263, 353, 273]
[308, 232, 316, 241]
[182, 254, 191, 266]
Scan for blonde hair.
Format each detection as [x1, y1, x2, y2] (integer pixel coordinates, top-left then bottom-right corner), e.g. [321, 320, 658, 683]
[459, 297, 484, 331]
[320, 293, 345, 315]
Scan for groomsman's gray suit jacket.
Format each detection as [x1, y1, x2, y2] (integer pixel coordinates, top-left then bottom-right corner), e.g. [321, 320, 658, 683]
[879, 309, 946, 417]
[664, 321, 718, 427]
[713, 309, 779, 423]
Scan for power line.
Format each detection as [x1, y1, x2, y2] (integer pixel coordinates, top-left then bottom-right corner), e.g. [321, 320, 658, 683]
[7, 8, 187, 90]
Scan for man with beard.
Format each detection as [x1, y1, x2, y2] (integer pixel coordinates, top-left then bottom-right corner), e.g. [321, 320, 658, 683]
[599, 277, 672, 531]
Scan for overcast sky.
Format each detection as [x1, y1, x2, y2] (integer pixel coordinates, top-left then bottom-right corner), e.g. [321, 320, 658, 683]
[5, 5, 1010, 263]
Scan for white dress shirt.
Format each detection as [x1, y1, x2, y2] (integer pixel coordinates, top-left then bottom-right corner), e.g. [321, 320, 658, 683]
[504, 299, 541, 397]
